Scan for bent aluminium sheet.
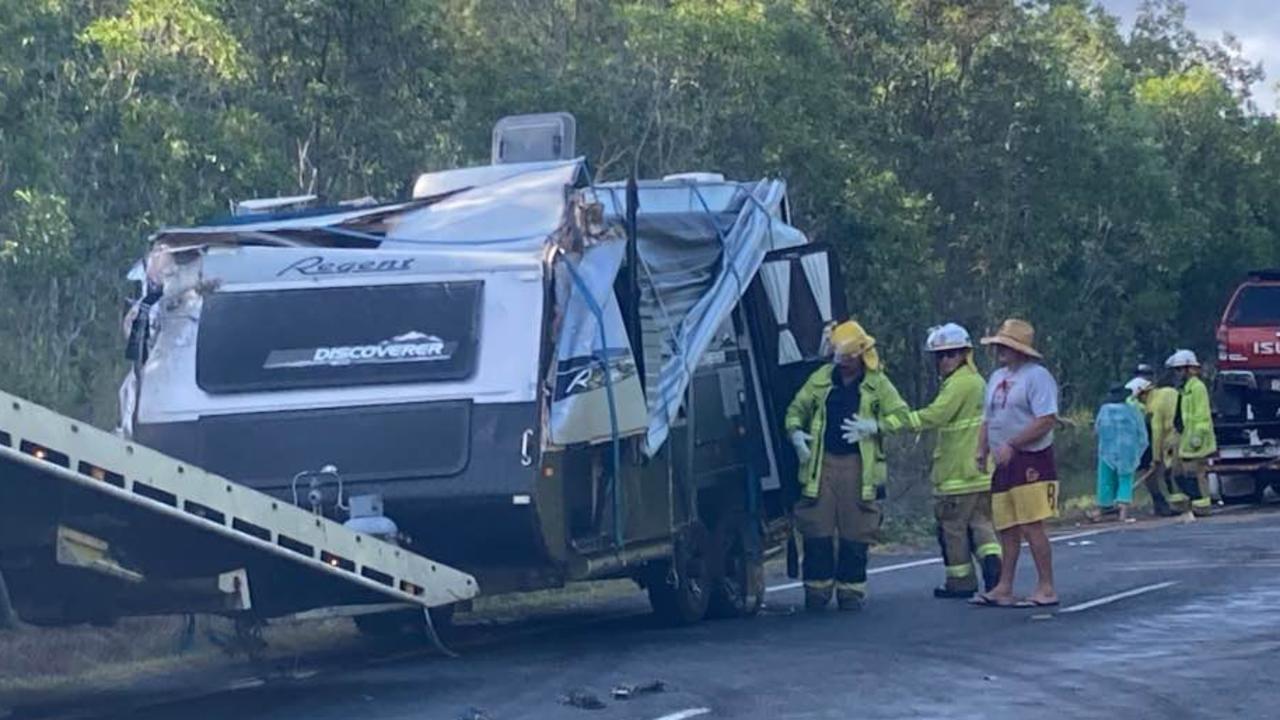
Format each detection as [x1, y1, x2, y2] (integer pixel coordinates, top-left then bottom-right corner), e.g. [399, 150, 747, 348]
[548, 241, 647, 447]
[603, 179, 807, 455]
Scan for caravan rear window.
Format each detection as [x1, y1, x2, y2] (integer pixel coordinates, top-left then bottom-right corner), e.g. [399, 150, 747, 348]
[196, 282, 482, 394]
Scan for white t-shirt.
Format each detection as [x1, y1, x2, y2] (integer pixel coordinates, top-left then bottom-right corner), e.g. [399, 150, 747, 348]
[984, 362, 1059, 452]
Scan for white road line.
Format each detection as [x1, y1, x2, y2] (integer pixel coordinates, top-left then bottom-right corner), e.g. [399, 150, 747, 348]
[652, 709, 711, 720]
[1050, 529, 1106, 543]
[1058, 581, 1178, 614]
[765, 527, 1114, 594]
[227, 677, 267, 691]
[766, 581, 803, 593]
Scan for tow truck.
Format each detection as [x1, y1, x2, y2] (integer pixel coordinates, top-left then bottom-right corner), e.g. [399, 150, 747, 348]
[1212, 269, 1280, 503]
[0, 386, 476, 643]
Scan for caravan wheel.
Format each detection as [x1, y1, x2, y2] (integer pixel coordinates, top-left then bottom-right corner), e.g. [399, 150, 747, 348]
[707, 511, 765, 619]
[647, 523, 712, 625]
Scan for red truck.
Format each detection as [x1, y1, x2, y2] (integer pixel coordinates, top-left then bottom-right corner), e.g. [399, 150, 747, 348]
[1212, 269, 1280, 502]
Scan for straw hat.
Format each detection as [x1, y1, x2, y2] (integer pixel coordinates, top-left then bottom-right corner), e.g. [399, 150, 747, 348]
[980, 318, 1043, 359]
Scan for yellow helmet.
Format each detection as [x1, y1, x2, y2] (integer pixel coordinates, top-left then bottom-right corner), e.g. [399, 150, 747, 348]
[829, 321, 880, 371]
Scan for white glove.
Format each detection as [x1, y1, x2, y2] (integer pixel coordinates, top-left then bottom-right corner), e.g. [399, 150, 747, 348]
[841, 416, 879, 444]
[791, 430, 813, 464]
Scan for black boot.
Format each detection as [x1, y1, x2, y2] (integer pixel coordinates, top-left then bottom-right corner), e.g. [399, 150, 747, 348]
[802, 537, 835, 611]
[835, 539, 869, 611]
[981, 555, 1002, 592]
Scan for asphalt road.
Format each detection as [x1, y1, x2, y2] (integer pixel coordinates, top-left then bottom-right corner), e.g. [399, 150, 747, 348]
[18, 506, 1280, 720]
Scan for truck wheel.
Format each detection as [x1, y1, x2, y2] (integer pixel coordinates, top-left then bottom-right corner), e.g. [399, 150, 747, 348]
[354, 603, 455, 638]
[647, 523, 712, 626]
[707, 512, 764, 619]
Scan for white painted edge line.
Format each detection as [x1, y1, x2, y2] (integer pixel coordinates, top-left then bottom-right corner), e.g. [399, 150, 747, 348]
[1058, 581, 1179, 614]
[765, 527, 1112, 594]
[652, 709, 711, 720]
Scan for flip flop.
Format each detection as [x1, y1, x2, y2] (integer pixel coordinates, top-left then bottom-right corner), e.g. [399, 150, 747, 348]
[968, 593, 1018, 608]
[1013, 598, 1060, 608]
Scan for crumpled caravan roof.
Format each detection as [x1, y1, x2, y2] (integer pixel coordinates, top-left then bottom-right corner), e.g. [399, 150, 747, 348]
[139, 159, 809, 454]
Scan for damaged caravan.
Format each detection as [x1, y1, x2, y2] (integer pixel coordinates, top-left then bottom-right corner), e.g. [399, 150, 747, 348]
[121, 114, 846, 627]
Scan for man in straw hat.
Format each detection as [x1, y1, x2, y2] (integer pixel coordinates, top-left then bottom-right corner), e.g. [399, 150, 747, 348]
[784, 320, 909, 611]
[970, 319, 1060, 608]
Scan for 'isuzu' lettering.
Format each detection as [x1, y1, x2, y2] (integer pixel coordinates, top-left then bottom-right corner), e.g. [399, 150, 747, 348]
[1254, 341, 1279, 356]
[277, 255, 416, 277]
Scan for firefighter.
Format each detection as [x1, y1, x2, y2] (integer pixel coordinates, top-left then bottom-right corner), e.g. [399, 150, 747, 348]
[1166, 349, 1217, 518]
[1126, 376, 1182, 516]
[785, 321, 909, 611]
[871, 323, 1000, 598]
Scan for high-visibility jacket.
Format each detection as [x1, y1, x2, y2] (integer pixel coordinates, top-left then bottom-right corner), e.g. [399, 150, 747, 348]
[1143, 387, 1180, 465]
[881, 364, 989, 496]
[1178, 376, 1217, 459]
[785, 364, 909, 501]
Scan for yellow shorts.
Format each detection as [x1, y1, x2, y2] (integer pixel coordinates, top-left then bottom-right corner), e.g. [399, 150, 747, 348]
[991, 481, 1059, 531]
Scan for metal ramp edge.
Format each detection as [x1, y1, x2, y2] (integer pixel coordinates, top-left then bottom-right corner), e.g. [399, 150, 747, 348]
[0, 389, 478, 614]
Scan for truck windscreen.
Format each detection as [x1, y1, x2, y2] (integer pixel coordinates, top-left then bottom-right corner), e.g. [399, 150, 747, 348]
[196, 281, 482, 393]
[1228, 285, 1280, 327]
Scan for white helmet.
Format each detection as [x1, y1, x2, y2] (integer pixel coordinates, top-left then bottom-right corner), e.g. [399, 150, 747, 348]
[1165, 349, 1200, 368]
[925, 323, 973, 352]
[1124, 377, 1154, 396]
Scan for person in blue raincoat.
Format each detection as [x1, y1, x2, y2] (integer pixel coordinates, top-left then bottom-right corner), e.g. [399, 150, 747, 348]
[1089, 384, 1149, 523]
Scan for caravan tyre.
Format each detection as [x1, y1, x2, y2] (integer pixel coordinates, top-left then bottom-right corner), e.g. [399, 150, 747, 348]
[707, 512, 765, 619]
[647, 523, 712, 625]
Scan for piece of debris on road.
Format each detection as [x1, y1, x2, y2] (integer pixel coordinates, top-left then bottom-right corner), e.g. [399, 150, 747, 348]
[611, 680, 667, 700]
[559, 689, 606, 710]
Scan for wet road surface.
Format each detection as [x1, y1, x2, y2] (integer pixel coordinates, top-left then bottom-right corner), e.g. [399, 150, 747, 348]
[14, 507, 1280, 720]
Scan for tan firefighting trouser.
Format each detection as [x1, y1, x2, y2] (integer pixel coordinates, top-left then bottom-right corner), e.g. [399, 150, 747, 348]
[934, 491, 1001, 593]
[1172, 457, 1213, 516]
[795, 454, 880, 604]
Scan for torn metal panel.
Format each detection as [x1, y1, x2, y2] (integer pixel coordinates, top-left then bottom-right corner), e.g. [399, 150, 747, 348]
[548, 241, 647, 447]
[385, 160, 590, 250]
[600, 179, 806, 455]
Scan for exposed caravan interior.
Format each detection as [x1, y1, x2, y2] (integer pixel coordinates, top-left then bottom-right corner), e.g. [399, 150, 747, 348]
[121, 114, 846, 625]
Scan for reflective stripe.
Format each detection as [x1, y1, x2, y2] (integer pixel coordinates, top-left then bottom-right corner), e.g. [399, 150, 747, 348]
[940, 416, 984, 433]
[1167, 493, 1189, 502]
[805, 579, 834, 590]
[1191, 497, 1212, 508]
[937, 478, 992, 495]
[862, 482, 878, 502]
[836, 581, 867, 593]
[945, 563, 974, 578]
[977, 543, 1002, 558]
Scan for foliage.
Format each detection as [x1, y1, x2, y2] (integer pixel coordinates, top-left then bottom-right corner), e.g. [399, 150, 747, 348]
[1, 0, 1279, 426]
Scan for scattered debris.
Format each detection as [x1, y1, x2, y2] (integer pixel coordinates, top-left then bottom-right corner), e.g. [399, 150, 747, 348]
[458, 707, 493, 720]
[560, 689, 606, 710]
[983, 675, 998, 682]
[612, 680, 667, 700]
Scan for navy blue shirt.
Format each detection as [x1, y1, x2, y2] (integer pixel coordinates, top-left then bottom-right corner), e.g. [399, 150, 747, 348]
[824, 366, 863, 456]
